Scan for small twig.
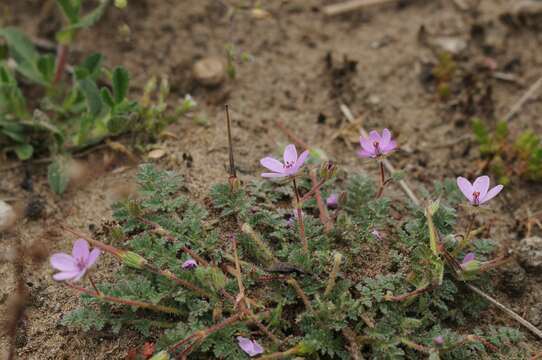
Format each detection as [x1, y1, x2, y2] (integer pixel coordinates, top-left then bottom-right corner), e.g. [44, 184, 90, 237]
[225, 105, 237, 179]
[465, 284, 542, 339]
[323, 0, 398, 16]
[503, 74, 542, 122]
[340, 104, 421, 206]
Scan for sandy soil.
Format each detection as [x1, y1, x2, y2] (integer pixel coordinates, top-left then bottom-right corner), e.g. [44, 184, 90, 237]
[1, 0, 542, 358]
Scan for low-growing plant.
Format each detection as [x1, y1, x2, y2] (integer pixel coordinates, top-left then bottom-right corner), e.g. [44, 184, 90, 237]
[472, 118, 542, 184]
[49, 125, 532, 359]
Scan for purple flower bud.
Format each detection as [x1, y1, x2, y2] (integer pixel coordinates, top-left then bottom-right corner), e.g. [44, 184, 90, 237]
[371, 229, 382, 241]
[237, 336, 264, 357]
[182, 259, 197, 269]
[461, 252, 475, 267]
[433, 335, 444, 346]
[50, 239, 101, 282]
[326, 194, 338, 209]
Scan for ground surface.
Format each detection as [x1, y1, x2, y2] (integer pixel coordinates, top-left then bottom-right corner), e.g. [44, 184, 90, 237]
[1, 0, 542, 358]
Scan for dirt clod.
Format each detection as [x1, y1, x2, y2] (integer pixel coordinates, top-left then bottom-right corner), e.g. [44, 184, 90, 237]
[192, 57, 225, 87]
[517, 236, 542, 272]
[498, 260, 527, 295]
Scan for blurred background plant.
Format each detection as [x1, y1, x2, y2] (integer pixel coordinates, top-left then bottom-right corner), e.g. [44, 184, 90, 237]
[472, 118, 542, 184]
[0, 0, 196, 193]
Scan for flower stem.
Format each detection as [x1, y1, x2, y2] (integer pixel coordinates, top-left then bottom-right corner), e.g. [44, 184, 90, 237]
[65, 283, 182, 314]
[87, 274, 101, 295]
[256, 346, 300, 360]
[384, 283, 436, 302]
[53, 45, 68, 85]
[292, 177, 308, 253]
[452, 212, 476, 257]
[376, 161, 386, 198]
[310, 170, 332, 232]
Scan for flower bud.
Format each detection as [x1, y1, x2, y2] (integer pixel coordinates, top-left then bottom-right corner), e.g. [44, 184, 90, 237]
[114, 0, 127, 9]
[295, 340, 317, 355]
[433, 335, 444, 346]
[228, 176, 241, 191]
[148, 351, 169, 360]
[319, 161, 337, 180]
[120, 251, 147, 269]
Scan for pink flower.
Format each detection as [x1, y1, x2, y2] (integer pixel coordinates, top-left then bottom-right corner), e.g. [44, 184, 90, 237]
[456, 175, 503, 206]
[433, 335, 444, 346]
[182, 259, 197, 269]
[326, 193, 338, 209]
[237, 336, 264, 357]
[460, 252, 475, 268]
[50, 239, 100, 281]
[260, 144, 309, 178]
[371, 229, 382, 241]
[358, 129, 397, 158]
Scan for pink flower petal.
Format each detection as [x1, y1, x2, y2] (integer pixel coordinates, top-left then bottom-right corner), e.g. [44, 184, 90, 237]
[462, 252, 475, 264]
[480, 184, 503, 204]
[53, 271, 80, 281]
[381, 128, 392, 148]
[369, 130, 380, 142]
[359, 136, 374, 154]
[357, 149, 375, 158]
[291, 150, 309, 173]
[472, 176, 490, 199]
[382, 140, 397, 153]
[261, 172, 287, 178]
[456, 177, 473, 202]
[283, 144, 298, 165]
[72, 239, 90, 260]
[251, 341, 264, 356]
[86, 248, 101, 268]
[260, 157, 284, 173]
[50, 253, 78, 272]
[71, 269, 87, 282]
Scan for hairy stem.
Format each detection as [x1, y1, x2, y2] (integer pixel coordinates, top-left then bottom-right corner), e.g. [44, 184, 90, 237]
[376, 161, 386, 198]
[292, 177, 308, 252]
[384, 283, 436, 302]
[65, 283, 182, 314]
[287, 277, 313, 312]
[310, 170, 332, 232]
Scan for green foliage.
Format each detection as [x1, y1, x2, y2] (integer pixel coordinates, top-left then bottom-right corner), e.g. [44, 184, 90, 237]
[472, 118, 542, 183]
[61, 165, 526, 359]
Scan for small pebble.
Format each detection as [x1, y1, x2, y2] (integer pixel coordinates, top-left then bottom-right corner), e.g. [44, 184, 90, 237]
[517, 236, 542, 271]
[0, 200, 17, 232]
[193, 57, 225, 87]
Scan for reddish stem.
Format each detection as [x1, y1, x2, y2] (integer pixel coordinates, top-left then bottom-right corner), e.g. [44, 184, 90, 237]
[65, 283, 181, 314]
[310, 170, 332, 232]
[53, 45, 69, 84]
[376, 161, 386, 198]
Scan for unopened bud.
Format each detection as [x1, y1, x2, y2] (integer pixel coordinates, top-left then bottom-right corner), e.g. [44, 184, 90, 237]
[228, 176, 241, 191]
[121, 251, 147, 269]
[148, 351, 169, 360]
[296, 340, 317, 355]
[114, 0, 127, 9]
[319, 160, 337, 180]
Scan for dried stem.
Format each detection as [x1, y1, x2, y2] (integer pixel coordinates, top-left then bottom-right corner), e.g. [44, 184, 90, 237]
[342, 327, 364, 360]
[225, 105, 237, 179]
[310, 170, 333, 232]
[292, 178, 308, 252]
[170, 313, 242, 355]
[384, 283, 437, 302]
[65, 283, 182, 314]
[287, 278, 313, 312]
